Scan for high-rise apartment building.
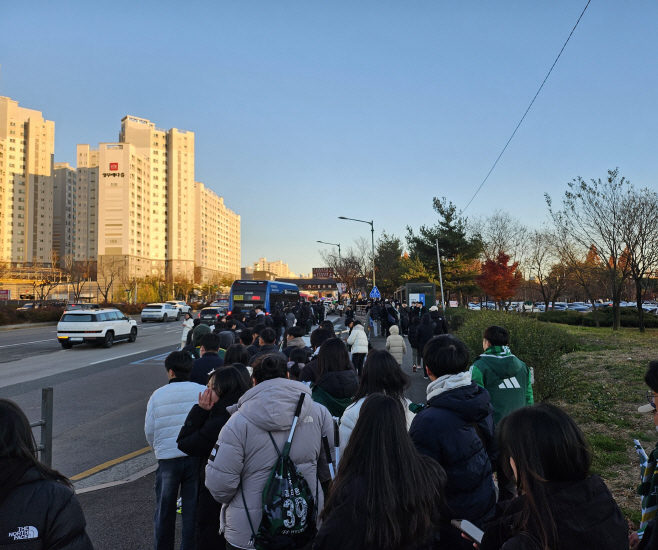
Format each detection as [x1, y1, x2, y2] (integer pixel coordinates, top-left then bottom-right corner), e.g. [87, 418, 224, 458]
[53, 162, 76, 259]
[0, 96, 55, 266]
[194, 181, 241, 281]
[252, 258, 291, 278]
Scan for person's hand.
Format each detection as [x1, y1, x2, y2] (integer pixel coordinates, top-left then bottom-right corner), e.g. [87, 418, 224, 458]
[461, 534, 479, 549]
[629, 531, 640, 549]
[198, 388, 217, 410]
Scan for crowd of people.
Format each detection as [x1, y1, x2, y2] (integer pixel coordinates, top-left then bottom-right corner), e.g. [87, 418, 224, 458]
[1, 297, 655, 549]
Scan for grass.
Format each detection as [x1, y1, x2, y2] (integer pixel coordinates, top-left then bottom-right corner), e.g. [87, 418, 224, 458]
[552, 325, 658, 527]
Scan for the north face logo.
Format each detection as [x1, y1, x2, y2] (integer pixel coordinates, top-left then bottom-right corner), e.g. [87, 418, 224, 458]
[499, 377, 521, 389]
[9, 526, 38, 540]
[303, 416, 314, 423]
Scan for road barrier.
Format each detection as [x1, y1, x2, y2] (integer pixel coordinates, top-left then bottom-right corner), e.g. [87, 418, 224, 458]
[29, 387, 53, 467]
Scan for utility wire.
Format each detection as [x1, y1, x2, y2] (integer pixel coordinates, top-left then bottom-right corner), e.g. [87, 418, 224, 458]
[462, 0, 592, 213]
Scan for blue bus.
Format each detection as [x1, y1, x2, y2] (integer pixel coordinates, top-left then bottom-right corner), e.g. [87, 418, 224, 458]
[229, 280, 300, 313]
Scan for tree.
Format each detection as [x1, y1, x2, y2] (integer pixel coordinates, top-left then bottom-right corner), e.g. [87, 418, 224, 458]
[406, 197, 482, 304]
[320, 241, 370, 303]
[475, 251, 522, 308]
[547, 169, 632, 330]
[621, 187, 658, 332]
[97, 256, 125, 303]
[373, 231, 404, 297]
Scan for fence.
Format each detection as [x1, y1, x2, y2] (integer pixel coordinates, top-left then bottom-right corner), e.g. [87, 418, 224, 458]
[29, 387, 53, 467]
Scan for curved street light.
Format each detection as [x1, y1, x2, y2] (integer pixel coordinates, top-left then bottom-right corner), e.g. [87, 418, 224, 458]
[316, 240, 341, 262]
[338, 217, 375, 289]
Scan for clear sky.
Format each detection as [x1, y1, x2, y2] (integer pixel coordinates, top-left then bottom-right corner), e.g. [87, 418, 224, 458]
[1, 1, 656, 275]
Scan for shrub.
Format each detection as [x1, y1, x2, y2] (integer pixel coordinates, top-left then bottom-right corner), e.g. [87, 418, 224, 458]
[445, 307, 475, 331]
[458, 310, 577, 401]
[536, 307, 658, 328]
[536, 310, 585, 326]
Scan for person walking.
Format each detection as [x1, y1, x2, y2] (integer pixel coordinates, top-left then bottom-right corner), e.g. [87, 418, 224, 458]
[470, 325, 534, 501]
[177, 367, 250, 550]
[480, 404, 628, 550]
[385, 325, 407, 367]
[282, 326, 311, 359]
[399, 302, 410, 336]
[428, 305, 449, 336]
[145, 351, 206, 550]
[416, 313, 436, 379]
[410, 335, 497, 549]
[370, 301, 381, 338]
[247, 328, 287, 366]
[339, 349, 414, 455]
[408, 316, 421, 373]
[346, 320, 369, 377]
[204, 354, 335, 550]
[181, 311, 194, 350]
[0, 399, 93, 549]
[311, 338, 359, 417]
[189, 333, 225, 385]
[315, 393, 446, 550]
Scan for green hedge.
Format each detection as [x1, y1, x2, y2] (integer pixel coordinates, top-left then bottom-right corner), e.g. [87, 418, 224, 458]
[536, 308, 658, 328]
[445, 307, 476, 331]
[458, 311, 578, 401]
[0, 307, 63, 326]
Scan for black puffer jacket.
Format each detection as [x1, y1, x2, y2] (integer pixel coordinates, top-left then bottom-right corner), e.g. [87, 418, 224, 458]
[315, 369, 359, 400]
[408, 320, 420, 349]
[177, 393, 242, 550]
[0, 462, 93, 550]
[430, 310, 449, 335]
[480, 475, 628, 550]
[416, 314, 436, 357]
[410, 383, 497, 528]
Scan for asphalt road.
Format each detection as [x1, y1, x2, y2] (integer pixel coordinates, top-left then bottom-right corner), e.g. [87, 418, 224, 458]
[2, 316, 431, 549]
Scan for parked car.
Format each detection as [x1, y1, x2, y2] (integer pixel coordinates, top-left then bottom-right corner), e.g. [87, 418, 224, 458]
[141, 303, 181, 323]
[57, 308, 137, 349]
[17, 303, 39, 312]
[198, 307, 224, 325]
[65, 303, 101, 311]
[165, 300, 192, 315]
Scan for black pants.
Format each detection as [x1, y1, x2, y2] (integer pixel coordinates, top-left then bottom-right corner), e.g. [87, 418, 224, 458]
[196, 472, 226, 550]
[352, 353, 366, 377]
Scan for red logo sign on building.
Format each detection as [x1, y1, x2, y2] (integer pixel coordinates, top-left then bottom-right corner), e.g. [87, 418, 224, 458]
[109, 163, 119, 171]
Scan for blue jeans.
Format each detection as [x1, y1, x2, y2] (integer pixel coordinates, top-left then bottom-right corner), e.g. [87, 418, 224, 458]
[154, 456, 200, 550]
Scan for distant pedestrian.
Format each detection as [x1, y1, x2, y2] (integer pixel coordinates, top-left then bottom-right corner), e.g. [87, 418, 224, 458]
[247, 328, 287, 366]
[346, 320, 369, 376]
[145, 351, 205, 550]
[429, 305, 449, 335]
[385, 325, 407, 366]
[223, 343, 251, 367]
[416, 313, 436, 379]
[408, 315, 421, 372]
[0, 399, 93, 549]
[282, 326, 311, 359]
[177, 367, 249, 550]
[181, 312, 194, 349]
[298, 328, 333, 383]
[311, 338, 359, 417]
[315, 393, 446, 550]
[189, 333, 225, 386]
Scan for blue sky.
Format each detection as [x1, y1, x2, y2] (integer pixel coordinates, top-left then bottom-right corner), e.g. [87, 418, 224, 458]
[1, 1, 656, 275]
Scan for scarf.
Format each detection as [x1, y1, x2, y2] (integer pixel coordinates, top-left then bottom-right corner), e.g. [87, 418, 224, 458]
[481, 345, 514, 358]
[426, 371, 472, 401]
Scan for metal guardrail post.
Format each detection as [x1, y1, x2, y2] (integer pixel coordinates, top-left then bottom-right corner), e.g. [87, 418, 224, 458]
[30, 387, 53, 468]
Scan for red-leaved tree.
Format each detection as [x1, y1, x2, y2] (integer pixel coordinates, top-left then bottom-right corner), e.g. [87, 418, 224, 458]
[476, 252, 522, 309]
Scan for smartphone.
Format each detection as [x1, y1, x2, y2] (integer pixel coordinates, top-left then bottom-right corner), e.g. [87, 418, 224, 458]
[451, 519, 484, 544]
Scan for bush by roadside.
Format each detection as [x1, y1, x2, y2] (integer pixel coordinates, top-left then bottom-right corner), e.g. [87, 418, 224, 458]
[457, 310, 578, 400]
[537, 308, 658, 328]
[0, 306, 63, 326]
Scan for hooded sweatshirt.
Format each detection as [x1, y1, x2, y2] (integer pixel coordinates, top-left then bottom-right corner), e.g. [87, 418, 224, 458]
[312, 369, 359, 418]
[205, 378, 334, 550]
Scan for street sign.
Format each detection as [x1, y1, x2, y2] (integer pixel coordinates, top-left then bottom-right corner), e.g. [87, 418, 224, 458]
[0, 289, 9, 300]
[370, 286, 381, 299]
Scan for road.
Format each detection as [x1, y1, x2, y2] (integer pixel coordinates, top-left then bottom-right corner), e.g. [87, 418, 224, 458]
[1, 316, 430, 549]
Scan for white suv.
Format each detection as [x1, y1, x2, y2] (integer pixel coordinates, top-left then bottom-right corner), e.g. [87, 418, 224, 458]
[141, 303, 181, 322]
[57, 308, 138, 349]
[166, 300, 192, 315]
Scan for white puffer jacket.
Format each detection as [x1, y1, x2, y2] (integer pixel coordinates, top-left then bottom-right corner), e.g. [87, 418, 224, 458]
[145, 380, 205, 459]
[385, 325, 407, 365]
[339, 396, 415, 456]
[346, 324, 369, 354]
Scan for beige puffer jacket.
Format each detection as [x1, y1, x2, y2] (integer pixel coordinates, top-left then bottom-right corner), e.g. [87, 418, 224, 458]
[385, 325, 407, 365]
[205, 378, 334, 549]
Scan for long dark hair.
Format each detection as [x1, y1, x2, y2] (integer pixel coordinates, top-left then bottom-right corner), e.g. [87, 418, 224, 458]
[317, 338, 352, 378]
[321, 394, 445, 549]
[0, 399, 72, 486]
[498, 403, 592, 550]
[352, 349, 409, 403]
[208, 367, 249, 403]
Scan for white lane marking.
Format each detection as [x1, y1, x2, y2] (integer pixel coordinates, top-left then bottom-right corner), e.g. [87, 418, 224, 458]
[0, 339, 54, 348]
[131, 352, 171, 364]
[88, 351, 147, 365]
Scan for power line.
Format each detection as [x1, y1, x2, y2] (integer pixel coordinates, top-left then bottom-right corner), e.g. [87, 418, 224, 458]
[462, 0, 592, 213]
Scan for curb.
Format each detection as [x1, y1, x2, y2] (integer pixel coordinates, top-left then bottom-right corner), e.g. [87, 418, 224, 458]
[0, 321, 58, 331]
[75, 464, 158, 495]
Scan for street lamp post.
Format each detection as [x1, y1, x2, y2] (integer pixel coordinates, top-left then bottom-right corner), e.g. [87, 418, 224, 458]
[338, 217, 375, 290]
[316, 241, 341, 262]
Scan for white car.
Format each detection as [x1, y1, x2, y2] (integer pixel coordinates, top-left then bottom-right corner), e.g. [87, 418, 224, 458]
[166, 300, 192, 315]
[57, 308, 138, 349]
[141, 303, 181, 323]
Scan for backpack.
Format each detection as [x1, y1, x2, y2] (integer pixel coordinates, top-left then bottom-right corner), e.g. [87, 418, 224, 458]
[241, 393, 318, 550]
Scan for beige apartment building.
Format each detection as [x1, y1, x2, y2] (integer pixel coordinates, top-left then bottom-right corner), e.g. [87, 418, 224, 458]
[253, 257, 292, 278]
[0, 96, 55, 266]
[194, 181, 241, 281]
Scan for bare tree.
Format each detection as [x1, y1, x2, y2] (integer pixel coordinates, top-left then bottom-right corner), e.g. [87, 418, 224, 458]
[547, 169, 632, 330]
[527, 229, 568, 311]
[97, 256, 125, 304]
[621, 187, 658, 332]
[320, 240, 370, 303]
[473, 210, 530, 266]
